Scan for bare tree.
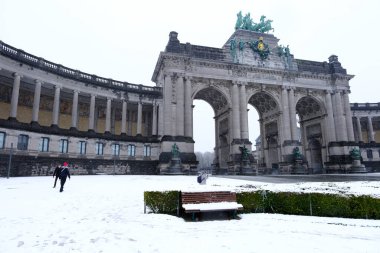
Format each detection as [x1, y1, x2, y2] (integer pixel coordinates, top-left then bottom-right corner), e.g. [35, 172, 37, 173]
[195, 151, 215, 169]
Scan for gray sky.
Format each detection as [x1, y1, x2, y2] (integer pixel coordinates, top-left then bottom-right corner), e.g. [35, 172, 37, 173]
[1, 0, 379, 152]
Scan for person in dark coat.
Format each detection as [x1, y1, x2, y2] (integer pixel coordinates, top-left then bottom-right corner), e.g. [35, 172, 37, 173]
[52, 164, 62, 188]
[59, 162, 71, 192]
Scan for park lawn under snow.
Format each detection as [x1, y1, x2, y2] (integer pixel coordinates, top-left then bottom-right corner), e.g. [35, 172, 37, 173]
[0, 175, 380, 253]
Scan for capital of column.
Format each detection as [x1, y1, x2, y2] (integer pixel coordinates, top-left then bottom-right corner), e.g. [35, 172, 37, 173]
[238, 81, 248, 87]
[12, 72, 22, 78]
[183, 75, 193, 82]
[343, 89, 351, 94]
[281, 85, 289, 90]
[324, 89, 333, 95]
[34, 79, 43, 85]
[170, 73, 179, 83]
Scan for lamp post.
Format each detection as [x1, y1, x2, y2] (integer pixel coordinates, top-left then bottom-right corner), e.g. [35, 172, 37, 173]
[7, 143, 13, 179]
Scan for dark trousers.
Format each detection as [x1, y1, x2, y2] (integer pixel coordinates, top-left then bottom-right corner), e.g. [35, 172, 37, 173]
[53, 176, 59, 188]
[60, 177, 67, 192]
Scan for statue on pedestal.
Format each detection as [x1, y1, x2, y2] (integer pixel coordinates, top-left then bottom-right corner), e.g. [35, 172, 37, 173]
[350, 147, 366, 173]
[171, 143, 180, 158]
[166, 143, 184, 175]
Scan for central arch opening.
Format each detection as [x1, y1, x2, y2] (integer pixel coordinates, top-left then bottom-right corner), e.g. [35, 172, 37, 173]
[193, 100, 214, 169]
[193, 86, 230, 170]
[296, 96, 325, 173]
[248, 91, 280, 170]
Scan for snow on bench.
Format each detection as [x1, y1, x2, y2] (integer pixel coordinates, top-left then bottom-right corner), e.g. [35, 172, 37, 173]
[181, 191, 243, 220]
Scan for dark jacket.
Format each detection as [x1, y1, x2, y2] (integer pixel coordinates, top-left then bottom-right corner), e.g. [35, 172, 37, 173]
[59, 166, 71, 179]
[53, 166, 62, 178]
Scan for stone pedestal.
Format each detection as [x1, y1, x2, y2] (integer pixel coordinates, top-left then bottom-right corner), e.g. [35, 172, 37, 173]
[239, 160, 256, 175]
[291, 159, 308, 174]
[165, 157, 185, 175]
[350, 160, 367, 173]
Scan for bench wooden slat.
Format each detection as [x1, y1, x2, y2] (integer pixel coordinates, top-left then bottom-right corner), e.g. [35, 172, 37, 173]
[181, 191, 238, 205]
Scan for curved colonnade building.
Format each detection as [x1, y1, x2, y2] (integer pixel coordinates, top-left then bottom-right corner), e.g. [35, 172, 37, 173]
[0, 41, 162, 176]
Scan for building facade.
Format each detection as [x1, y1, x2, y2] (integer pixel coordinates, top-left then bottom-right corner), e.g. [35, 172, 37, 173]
[0, 27, 378, 176]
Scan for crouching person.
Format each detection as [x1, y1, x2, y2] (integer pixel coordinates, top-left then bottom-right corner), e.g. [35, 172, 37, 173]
[59, 162, 71, 192]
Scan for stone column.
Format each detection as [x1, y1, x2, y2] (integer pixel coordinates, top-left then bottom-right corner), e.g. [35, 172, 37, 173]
[281, 86, 291, 142]
[368, 116, 375, 142]
[239, 83, 249, 140]
[163, 75, 172, 136]
[144, 111, 149, 135]
[176, 76, 185, 136]
[343, 91, 355, 141]
[137, 101, 142, 135]
[158, 102, 164, 136]
[152, 103, 157, 136]
[356, 117, 363, 142]
[105, 98, 112, 133]
[231, 82, 241, 140]
[9, 73, 21, 119]
[121, 99, 127, 134]
[32, 80, 42, 123]
[333, 91, 347, 141]
[71, 90, 79, 129]
[325, 91, 336, 142]
[288, 87, 298, 141]
[184, 77, 192, 138]
[259, 119, 266, 165]
[52, 85, 61, 126]
[88, 94, 96, 131]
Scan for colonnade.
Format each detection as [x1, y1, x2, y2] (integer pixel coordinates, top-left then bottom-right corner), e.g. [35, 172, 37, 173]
[7, 72, 159, 136]
[354, 116, 377, 143]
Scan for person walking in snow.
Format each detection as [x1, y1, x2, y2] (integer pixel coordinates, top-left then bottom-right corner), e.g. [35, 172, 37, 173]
[52, 164, 62, 188]
[59, 162, 71, 192]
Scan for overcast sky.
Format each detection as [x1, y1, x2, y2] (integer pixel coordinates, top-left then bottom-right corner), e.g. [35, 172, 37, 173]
[1, 0, 379, 152]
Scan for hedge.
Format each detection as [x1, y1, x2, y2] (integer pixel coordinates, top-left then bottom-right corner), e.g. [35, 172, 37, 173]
[144, 190, 380, 219]
[144, 191, 180, 215]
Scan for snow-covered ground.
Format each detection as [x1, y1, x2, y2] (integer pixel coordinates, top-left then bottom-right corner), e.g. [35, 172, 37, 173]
[0, 175, 379, 253]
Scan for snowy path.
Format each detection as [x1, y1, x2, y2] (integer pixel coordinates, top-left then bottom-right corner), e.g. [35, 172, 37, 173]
[0, 175, 379, 253]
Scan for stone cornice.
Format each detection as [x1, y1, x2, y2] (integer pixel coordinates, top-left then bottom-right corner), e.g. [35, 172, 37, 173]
[0, 40, 162, 97]
[154, 53, 353, 88]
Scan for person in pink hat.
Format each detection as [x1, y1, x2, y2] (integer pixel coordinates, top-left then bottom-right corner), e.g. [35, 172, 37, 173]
[59, 162, 71, 192]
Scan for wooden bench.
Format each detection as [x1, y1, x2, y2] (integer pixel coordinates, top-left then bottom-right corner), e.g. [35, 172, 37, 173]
[181, 191, 243, 221]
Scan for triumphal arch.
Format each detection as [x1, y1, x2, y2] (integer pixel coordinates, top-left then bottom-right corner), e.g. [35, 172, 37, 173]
[0, 12, 366, 176]
[152, 13, 358, 174]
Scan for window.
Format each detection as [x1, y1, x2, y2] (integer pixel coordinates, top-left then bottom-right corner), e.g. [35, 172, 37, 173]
[112, 144, 120, 156]
[59, 139, 69, 153]
[143, 145, 151, 157]
[78, 141, 86, 155]
[0, 132, 5, 149]
[128, 144, 136, 157]
[39, 137, 50, 152]
[17, 135, 29, 150]
[95, 142, 104, 155]
[367, 149, 373, 159]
